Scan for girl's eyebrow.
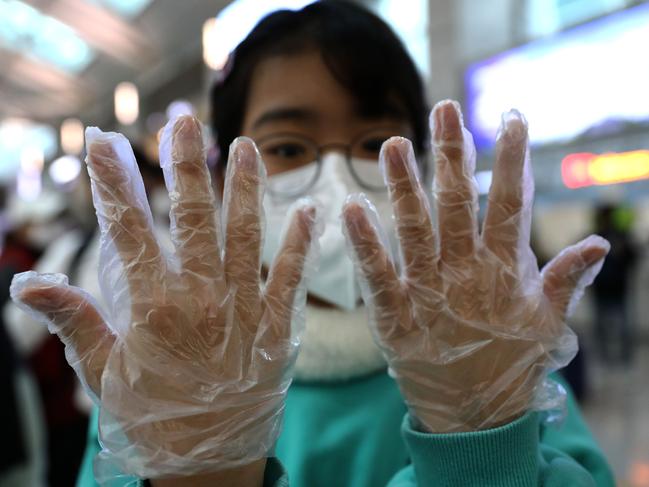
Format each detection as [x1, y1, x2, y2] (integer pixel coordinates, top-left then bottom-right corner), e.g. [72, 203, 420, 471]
[252, 107, 319, 130]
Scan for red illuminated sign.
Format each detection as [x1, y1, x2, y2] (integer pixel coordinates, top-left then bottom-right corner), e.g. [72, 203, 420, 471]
[561, 150, 649, 188]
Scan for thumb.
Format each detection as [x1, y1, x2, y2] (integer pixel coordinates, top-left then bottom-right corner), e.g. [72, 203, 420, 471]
[11, 271, 114, 398]
[541, 235, 610, 317]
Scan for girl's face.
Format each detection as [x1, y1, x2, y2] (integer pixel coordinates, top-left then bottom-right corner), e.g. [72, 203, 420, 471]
[233, 50, 414, 309]
[240, 50, 412, 177]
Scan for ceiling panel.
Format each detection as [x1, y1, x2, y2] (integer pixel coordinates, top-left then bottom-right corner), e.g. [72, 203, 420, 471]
[0, 0, 231, 122]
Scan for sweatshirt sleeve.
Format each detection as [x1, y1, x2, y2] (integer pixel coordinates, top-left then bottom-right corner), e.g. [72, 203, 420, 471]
[388, 378, 614, 487]
[539, 374, 615, 486]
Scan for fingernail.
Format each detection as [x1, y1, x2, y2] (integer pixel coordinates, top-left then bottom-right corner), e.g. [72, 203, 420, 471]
[295, 205, 316, 238]
[301, 205, 316, 221]
[20, 288, 52, 310]
[86, 141, 116, 175]
[174, 115, 201, 142]
[231, 137, 258, 173]
[585, 234, 611, 253]
[85, 127, 116, 165]
[292, 197, 324, 239]
[172, 116, 202, 163]
[380, 137, 413, 182]
[88, 141, 112, 159]
[343, 203, 364, 231]
[497, 109, 528, 143]
[431, 99, 463, 142]
[342, 194, 375, 237]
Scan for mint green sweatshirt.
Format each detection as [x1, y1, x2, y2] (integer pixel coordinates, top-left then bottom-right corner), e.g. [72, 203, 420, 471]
[77, 373, 614, 486]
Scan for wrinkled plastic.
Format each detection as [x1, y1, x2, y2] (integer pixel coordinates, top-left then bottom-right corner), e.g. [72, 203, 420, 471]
[342, 100, 609, 433]
[11, 115, 322, 482]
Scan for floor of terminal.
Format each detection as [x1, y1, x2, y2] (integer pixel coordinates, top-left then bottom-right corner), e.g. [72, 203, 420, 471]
[581, 343, 649, 487]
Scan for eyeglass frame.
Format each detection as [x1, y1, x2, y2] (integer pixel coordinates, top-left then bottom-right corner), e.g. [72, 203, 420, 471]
[255, 126, 425, 199]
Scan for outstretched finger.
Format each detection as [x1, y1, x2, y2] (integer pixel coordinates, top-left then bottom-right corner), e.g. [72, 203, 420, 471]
[263, 201, 322, 343]
[342, 196, 404, 338]
[159, 115, 223, 283]
[483, 110, 533, 268]
[223, 138, 266, 328]
[542, 235, 610, 317]
[11, 272, 114, 398]
[85, 129, 164, 297]
[381, 137, 437, 286]
[431, 100, 479, 264]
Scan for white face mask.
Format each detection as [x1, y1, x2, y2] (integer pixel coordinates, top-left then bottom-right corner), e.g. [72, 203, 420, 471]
[150, 186, 172, 225]
[263, 152, 395, 310]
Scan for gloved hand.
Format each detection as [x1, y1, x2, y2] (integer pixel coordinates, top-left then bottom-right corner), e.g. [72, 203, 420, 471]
[342, 100, 609, 433]
[11, 115, 322, 481]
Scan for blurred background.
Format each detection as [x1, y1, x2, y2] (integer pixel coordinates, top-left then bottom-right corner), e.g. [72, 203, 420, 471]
[1, 0, 648, 485]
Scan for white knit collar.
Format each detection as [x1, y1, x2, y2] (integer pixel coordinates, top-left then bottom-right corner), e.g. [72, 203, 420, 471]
[293, 304, 386, 383]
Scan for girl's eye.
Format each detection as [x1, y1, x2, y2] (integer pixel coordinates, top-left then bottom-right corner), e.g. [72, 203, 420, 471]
[267, 143, 307, 159]
[360, 137, 387, 154]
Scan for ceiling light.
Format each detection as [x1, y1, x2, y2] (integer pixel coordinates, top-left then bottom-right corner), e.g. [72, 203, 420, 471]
[203, 18, 225, 70]
[87, 0, 153, 18]
[49, 155, 82, 185]
[20, 147, 44, 174]
[114, 82, 139, 125]
[60, 118, 85, 155]
[204, 0, 312, 71]
[0, 0, 94, 73]
[0, 119, 57, 183]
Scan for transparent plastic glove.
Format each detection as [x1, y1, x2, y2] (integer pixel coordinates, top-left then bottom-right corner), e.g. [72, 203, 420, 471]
[342, 101, 609, 433]
[10, 115, 322, 481]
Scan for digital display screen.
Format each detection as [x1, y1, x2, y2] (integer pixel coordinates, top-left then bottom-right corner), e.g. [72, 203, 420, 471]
[465, 2, 649, 150]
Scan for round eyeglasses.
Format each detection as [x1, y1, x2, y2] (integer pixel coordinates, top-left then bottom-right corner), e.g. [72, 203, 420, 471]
[255, 126, 413, 198]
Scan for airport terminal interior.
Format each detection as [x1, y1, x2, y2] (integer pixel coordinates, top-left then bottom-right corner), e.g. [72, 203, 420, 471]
[1, 0, 648, 486]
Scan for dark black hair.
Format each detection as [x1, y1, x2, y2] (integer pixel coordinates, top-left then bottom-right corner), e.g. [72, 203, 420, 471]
[131, 145, 162, 183]
[209, 0, 429, 166]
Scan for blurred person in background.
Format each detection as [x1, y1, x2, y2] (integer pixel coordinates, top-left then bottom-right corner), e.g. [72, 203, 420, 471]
[0, 187, 47, 487]
[1, 190, 88, 487]
[2, 147, 166, 487]
[14, 1, 615, 486]
[592, 204, 637, 365]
